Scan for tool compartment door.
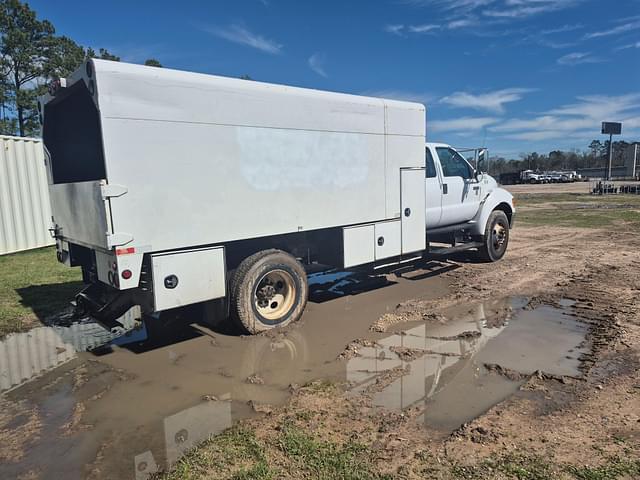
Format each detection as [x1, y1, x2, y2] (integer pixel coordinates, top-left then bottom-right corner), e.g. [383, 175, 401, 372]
[400, 168, 426, 254]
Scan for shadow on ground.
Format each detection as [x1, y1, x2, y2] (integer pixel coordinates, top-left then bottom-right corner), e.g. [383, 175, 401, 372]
[16, 281, 84, 323]
[14, 258, 463, 355]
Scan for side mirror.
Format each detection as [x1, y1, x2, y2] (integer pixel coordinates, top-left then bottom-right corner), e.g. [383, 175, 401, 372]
[476, 149, 488, 174]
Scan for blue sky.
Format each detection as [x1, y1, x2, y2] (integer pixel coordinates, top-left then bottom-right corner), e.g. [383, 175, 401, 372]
[32, 0, 640, 158]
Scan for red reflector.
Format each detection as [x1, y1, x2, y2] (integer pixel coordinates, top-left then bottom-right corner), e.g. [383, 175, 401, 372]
[121, 269, 132, 280]
[116, 247, 136, 256]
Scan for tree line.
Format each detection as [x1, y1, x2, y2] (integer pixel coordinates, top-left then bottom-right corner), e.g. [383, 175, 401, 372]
[0, 0, 162, 137]
[488, 139, 638, 176]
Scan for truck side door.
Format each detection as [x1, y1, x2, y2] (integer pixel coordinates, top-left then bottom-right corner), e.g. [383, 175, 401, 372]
[434, 147, 482, 226]
[425, 147, 443, 228]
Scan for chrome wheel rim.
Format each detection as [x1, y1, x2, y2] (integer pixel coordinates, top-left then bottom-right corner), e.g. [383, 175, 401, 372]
[492, 222, 507, 250]
[254, 269, 296, 321]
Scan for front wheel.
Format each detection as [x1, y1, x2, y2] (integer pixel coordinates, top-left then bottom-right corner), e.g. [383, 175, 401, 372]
[230, 249, 308, 334]
[477, 210, 510, 262]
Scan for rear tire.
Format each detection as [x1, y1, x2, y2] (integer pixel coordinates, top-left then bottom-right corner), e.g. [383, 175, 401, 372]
[478, 210, 510, 262]
[230, 249, 308, 334]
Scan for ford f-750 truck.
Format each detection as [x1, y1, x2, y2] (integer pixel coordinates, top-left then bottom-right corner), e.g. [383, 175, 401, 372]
[39, 59, 514, 339]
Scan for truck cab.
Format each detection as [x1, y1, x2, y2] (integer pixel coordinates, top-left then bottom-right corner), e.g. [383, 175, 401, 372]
[425, 143, 514, 260]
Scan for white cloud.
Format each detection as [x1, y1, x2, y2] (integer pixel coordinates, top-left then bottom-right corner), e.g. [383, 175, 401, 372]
[429, 116, 500, 132]
[308, 53, 327, 77]
[204, 24, 282, 54]
[384, 24, 405, 36]
[440, 88, 533, 114]
[402, 0, 493, 10]
[489, 93, 640, 141]
[483, 1, 581, 19]
[408, 24, 440, 33]
[584, 19, 640, 39]
[540, 23, 583, 35]
[615, 41, 640, 51]
[405, 0, 583, 22]
[556, 51, 603, 65]
[447, 18, 475, 29]
[545, 94, 640, 119]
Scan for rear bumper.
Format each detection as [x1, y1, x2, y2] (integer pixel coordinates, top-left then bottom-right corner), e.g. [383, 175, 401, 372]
[75, 282, 138, 328]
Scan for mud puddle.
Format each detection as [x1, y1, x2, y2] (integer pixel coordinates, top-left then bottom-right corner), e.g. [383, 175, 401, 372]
[0, 319, 146, 393]
[348, 297, 589, 430]
[0, 264, 452, 480]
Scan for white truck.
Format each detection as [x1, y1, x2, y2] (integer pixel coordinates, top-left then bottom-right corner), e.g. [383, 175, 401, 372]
[520, 170, 546, 184]
[39, 60, 514, 337]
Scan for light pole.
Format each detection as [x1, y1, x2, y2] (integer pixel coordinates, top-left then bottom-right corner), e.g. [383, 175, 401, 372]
[602, 122, 622, 181]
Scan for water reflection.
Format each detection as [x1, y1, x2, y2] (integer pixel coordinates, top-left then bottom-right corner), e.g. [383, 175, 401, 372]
[0, 307, 142, 393]
[347, 298, 587, 430]
[134, 398, 233, 479]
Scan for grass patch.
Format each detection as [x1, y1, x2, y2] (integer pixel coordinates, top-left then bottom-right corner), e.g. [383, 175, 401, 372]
[565, 457, 640, 480]
[278, 422, 388, 480]
[451, 453, 555, 480]
[517, 208, 640, 229]
[0, 246, 82, 337]
[513, 193, 640, 229]
[301, 379, 338, 394]
[514, 192, 640, 207]
[449, 453, 640, 480]
[161, 427, 276, 480]
[162, 422, 390, 480]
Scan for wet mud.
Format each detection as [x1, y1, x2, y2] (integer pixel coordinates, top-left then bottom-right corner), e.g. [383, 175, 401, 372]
[0, 248, 628, 479]
[1, 265, 451, 479]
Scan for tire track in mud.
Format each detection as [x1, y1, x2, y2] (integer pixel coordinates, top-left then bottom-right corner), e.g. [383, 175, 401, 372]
[370, 227, 631, 334]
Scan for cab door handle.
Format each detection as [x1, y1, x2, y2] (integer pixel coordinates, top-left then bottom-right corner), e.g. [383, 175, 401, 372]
[442, 184, 448, 194]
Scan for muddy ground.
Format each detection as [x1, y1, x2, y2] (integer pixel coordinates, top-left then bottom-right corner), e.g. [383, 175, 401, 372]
[1, 193, 639, 479]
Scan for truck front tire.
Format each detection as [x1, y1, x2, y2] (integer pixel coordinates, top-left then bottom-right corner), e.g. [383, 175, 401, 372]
[478, 210, 510, 262]
[230, 249, 308, 334]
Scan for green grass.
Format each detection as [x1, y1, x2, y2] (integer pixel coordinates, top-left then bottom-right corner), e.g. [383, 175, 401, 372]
[451, 453, 555, 480]
[517, 208, 640, 229]
[0, 246, 82, 337]
[514, 192, 640, 207]
[450, 453, 640, 480]
[514, 193, 640, 229]
[164, 422, 640, 480]
[278, 422, 389, 480]
[161, 427, 276, 480]
[565, 457, 640, 480]
[161, 423, 391, 480]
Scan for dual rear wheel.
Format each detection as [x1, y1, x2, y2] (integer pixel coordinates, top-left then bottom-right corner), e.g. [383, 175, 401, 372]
[229, 249, 308, 334]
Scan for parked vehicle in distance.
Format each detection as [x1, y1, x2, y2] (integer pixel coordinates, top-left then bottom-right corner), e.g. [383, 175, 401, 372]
[498, 171, 521, 185]
[520, 170, 547, 184]
[40, 59, 515, 341]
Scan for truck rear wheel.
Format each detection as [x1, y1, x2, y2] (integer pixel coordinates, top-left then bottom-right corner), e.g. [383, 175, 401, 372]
[230, 249, 308, 334]
[478, 210, 509, 262]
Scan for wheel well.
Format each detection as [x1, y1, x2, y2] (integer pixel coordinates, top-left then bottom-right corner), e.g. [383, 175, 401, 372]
[494, 202, 513, 227]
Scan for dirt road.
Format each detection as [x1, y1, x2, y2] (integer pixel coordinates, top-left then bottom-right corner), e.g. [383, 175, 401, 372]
[1, 195, 639, 479]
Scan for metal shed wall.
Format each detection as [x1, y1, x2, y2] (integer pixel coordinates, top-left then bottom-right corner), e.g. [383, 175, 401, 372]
[0, 135, 54, 255]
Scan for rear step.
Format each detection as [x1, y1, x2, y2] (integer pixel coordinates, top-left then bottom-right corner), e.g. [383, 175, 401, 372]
[63, 306, 146, 351]
[428, 241, 483, 257]
[72, 283, 146, 350]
